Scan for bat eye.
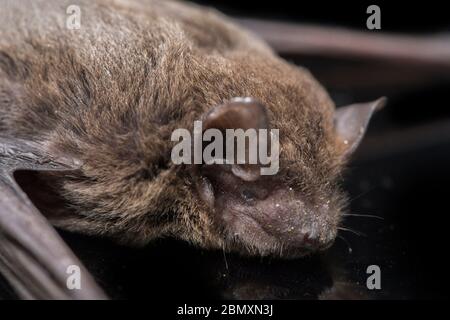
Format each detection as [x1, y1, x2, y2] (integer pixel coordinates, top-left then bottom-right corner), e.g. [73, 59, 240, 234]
[241, 189, 257, 201]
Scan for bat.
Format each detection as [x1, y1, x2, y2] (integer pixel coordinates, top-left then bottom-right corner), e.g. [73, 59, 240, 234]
[0, 0, 391, 299]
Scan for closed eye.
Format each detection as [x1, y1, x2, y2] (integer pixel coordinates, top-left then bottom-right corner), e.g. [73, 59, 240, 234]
[241, 189, 257, 201]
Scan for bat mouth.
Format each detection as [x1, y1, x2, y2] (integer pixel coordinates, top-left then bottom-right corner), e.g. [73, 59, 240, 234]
[221, 208, 337, 258]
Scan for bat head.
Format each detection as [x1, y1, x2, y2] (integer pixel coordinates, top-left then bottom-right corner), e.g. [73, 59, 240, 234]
[189, 97, 385, 257]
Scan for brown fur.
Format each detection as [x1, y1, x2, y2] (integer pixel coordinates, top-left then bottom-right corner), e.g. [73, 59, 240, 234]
[0, 0, 346, 256]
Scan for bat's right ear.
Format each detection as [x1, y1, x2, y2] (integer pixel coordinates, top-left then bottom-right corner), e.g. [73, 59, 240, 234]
[202, 97, 269, 182]
[334, 97, 386, 158]
[202, 97, 269, 132]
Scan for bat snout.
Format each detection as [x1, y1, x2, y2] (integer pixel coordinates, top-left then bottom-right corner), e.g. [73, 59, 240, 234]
[220, 195, 339, 257]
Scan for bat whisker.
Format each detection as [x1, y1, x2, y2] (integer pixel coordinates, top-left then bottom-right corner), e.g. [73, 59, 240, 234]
[222, 243, 229, 271]
[348, 187, 376, 203]
[342, 213, 384, 220]
[338, 226, 366, 237]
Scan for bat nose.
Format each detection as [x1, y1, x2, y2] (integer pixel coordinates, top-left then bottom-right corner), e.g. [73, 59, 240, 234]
[301, 232, 320, 250]
[299, 226, 336, 251]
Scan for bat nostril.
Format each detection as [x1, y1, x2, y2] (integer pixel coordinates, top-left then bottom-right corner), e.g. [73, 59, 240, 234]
[301, 232, 324, 251]
[303, 233, 311, 242]
[303, 232, 316, 245]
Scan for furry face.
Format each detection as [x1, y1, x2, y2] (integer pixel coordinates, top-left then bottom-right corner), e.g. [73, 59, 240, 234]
[0, 0, 383, 258]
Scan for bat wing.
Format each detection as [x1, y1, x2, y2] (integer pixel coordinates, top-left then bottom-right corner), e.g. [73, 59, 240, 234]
[236, 18, 450, 69]
[0, 136, 107, 299]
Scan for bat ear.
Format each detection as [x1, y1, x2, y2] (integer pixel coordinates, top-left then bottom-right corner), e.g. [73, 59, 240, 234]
[202, 97, 269, 182]
[334, 97, 386, 157]
[203, 97, 269, 131]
